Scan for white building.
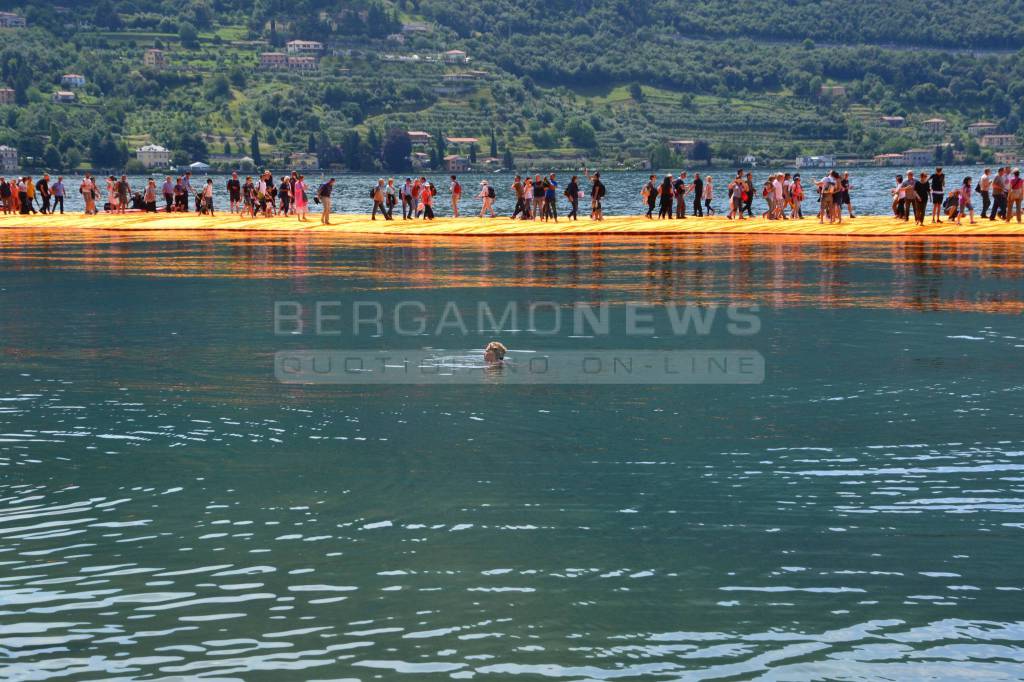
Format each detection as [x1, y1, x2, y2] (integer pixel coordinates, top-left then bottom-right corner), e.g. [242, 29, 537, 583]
[980, 134, 1018, 150]
[901, 148, 934, 166]
[52, 90, 76, 103]
[136, 144, 172, 169]
[61, 74, 86, 88]
[0, 12, 26, 28]
[0, 144, 17, 172]
[967, 121, 998, 137]
[795, 155, 835, 168]
[286, 40, 323, 54]
[0, 87, 14, 105]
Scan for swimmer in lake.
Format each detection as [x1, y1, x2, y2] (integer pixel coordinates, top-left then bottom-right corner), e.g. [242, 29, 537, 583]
[484, 341, 507, 364]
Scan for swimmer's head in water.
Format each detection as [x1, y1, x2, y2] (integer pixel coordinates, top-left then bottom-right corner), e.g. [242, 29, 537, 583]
[484, 341, 507, 363]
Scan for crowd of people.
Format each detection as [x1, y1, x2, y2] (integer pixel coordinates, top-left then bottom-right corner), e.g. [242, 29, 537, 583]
[891, 166, 1023, 226]
[0, 174, 66, 215]
[2, 166, 1021, 227]
[70, 170, 337, 225]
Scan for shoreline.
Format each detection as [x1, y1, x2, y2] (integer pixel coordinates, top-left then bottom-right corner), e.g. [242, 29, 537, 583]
[1, 213, 1023, 238]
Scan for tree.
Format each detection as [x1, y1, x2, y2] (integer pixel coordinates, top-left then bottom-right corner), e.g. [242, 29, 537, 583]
[250, 131, 262, 167]
[436, 129, 446, 162]
[179, 24, 199, 49]
[690, 140, 712, 165]
[469, 143, 477, 163]
[489, 128, 497, 157]
[566, 118, 597, 149]
[381, 128, 412, 172]
[503, 148, 513, 170]
[43, 145, 63, 170]
[629, 83, 644, 102]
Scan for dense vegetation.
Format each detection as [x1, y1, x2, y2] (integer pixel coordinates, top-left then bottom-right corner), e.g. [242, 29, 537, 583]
[0, 0, 1020, 172]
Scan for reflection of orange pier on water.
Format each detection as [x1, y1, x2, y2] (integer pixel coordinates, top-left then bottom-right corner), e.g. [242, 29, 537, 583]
[1, 218, 1022, 315]
[3, 213, 1024, 237]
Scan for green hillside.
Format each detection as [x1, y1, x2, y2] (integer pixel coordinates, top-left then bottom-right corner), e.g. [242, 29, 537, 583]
[0, 0, 1022, 171]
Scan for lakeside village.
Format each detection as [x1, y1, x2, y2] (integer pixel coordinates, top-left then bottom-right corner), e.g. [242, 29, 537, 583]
[0, 10, 1022, 176]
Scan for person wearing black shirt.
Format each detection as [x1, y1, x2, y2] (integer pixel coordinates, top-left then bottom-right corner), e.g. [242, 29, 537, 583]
[564, 175, 579, 220]
[590, 172, 605, 221]
[0, 178, 9, 214]
[226, 172, 241, 213]
[36, 175, 51, 214]
[929, 167, 945, 224]
[692, 174, 704, 216]
[913, 171, 929, 226]
[658, 175, 673, 219]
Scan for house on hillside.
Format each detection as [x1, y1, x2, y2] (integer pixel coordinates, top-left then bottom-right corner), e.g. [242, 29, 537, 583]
[61, 74, 86, 88]
[287, 56, 318, 71]
[52, 90, 76, 103]
[407, 131, 433, 147]
[0, 12, 26, 28]
[922, 117, 946, 134]
[879, 116, 906, 128]
[667, 140, 695, 155]
[901, 148, 934, 166]
[259, 52, 288, 69]
[819, 85, 846, 98]
[286, 40, 323, 54]
[0, 87, 14, 105]
[136, 144, 172, 169]
[144, 48, 167, 69]
[444, 154, 470, 172]
[967, 121, 998, 137]
[411, 152, 430, 169]
[980, 134, 1017, 150]
[873, 153, 904, 166]
[796, 155, 835, 168]
[445, 136, 478, 149]
[402, 22, 430, 33]
[0, 144, 17, 172]
[443, 49, 468, 64]
[288, 152, 319, 169]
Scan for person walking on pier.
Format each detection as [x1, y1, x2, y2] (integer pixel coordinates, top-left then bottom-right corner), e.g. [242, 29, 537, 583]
[449, 175, 462, 217]
[590, 172, 605, 221]
[643, 175, 657, 218]
[1007, 168, 1023, 224]
[478, 180, 496, 218]
[691, 173, 703, 217]
[227, 172, 241, 214]
[564, 175, 579, 220]
[51, 176, 64, 214]
[978, 169, 991, 218]
[371, 178, 387, 220]
[703, 176, 714, 215]
[318, 178, 335, 225]
[989, 168, 1007, 221]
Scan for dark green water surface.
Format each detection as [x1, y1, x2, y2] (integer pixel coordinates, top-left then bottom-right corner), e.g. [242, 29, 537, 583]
[1, 231, 1022, 680]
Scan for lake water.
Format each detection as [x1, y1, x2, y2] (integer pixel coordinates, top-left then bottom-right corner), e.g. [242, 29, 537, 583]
[31, 165, 991, 217]
[1, 229, 1023, 679]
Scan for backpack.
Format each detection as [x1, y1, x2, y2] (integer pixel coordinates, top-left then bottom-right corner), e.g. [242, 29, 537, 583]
[487, 185, 496, 199]
[369, 186, 376, 198]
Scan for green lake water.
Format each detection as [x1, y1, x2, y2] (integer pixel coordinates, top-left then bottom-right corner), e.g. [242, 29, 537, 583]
[1, 231, 1022, 680]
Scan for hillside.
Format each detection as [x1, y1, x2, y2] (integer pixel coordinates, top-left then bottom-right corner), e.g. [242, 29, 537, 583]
[0, 0, 1021, 172]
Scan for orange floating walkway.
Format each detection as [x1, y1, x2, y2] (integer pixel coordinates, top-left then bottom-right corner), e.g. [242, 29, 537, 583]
[1, 213, 1022, 238]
